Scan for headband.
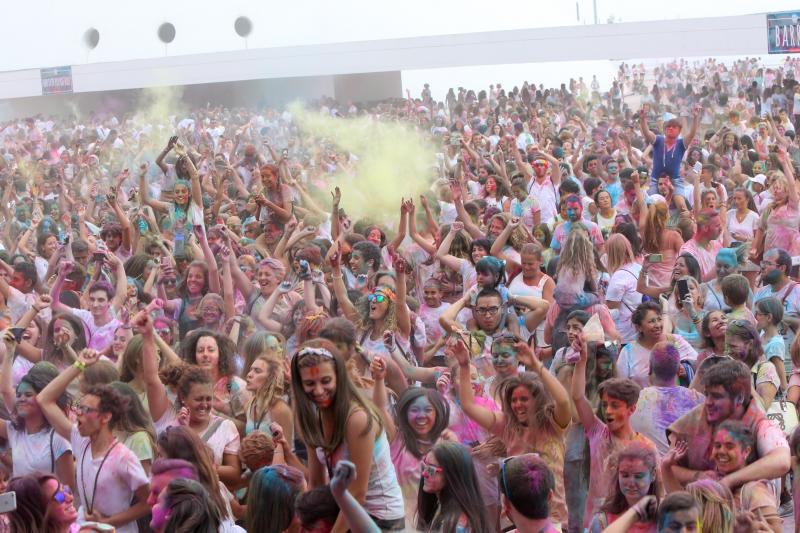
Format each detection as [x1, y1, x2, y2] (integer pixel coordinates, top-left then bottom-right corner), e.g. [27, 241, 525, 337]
[373, 287, 396, 302]
[296, 347, 335, 360]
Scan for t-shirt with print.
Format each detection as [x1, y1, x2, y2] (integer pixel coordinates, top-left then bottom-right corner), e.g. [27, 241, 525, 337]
[70, 426, 149, 533]
[70, 308, 122, 352]
[630, 386, 705, 455]
[650, 136, 687, 190]
[509, 195, 541, 230]
[7, 426, 72, 478]
[550, 219, 605, 251]
[584, 416, 656, 528]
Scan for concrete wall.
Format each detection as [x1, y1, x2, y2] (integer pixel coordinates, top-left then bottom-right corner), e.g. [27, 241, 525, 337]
[0, 73, 406, 121]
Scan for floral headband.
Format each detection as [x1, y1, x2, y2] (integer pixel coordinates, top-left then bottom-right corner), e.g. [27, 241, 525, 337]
[296, 347, 335, 360]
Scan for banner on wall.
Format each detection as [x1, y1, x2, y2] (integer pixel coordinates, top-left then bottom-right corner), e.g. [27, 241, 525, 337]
[40, 66, 73, 95]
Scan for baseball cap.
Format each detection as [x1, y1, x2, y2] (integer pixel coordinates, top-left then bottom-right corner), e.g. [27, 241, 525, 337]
[749, 174, 767, 186]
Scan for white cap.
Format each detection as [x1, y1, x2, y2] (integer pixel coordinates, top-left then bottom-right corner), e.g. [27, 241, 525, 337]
[750, 173, 767, 186]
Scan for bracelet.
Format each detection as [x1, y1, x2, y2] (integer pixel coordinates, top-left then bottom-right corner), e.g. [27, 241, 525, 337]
[73, 360, 86, 372]
[331, 273, 343, 279]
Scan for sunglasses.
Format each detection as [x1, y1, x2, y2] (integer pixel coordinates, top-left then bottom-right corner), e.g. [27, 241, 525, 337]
[420, 459, 443, 478]
[156, 328, 171, 335]
[367, 293, 387, 304]
[74, 404, 100, 416]
[52, 485, 72, 504]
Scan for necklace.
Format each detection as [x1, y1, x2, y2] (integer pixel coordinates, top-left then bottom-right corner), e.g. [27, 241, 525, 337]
[80, 439, 119, 515]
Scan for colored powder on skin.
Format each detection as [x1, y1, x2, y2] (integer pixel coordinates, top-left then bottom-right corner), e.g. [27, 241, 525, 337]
[290, 103, 436, 224]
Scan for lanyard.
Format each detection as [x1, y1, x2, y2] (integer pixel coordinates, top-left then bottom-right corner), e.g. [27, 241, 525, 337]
[80, 439, 119, 515]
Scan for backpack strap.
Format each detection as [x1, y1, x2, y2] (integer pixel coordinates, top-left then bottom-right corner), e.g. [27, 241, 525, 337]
[49, 429, 55, 473]
[200, 417, 225, 444]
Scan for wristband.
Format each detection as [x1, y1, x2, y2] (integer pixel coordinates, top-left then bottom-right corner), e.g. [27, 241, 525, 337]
[73, 360, 86, 372]
[331, 273, 343, 279]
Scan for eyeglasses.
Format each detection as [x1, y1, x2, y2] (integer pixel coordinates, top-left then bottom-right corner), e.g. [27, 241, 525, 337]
[500, 457, 513, 498]
[52, 485, 72, 504]
[420, 459, 443, 478]
[475, 306, 500, 315]
[74, 404, 100, 416]
[367, 293, 387, 304]
[156, 328, 171, 335]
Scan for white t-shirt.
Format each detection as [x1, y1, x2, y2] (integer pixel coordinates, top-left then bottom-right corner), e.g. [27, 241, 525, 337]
[70, 309, 122, 353]
[606, 263, 644, 344]
[727, 210, 760, 241]
[617, 336, 698, 388]
[71, 426, 149, 533]
[7, 425, 71, 477]
[155, 409, 240, 465]
[7, 286, 50, 324]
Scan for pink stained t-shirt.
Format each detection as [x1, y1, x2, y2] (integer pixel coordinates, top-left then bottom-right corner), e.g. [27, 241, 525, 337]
[583, 416, 657, 528]
[679, 238, 723, 282]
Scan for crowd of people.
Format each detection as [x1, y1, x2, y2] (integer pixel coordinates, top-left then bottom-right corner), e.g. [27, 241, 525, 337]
[0, 55, 799, 532]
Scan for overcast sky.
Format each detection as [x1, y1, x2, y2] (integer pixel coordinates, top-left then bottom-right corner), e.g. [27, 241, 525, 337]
[1, 1, 798, 100]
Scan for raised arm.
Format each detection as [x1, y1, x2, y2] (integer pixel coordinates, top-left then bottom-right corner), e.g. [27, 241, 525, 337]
[451, 180, 483, 239]
[369, 356, 396, 442]
[0, 332, 18, 426]
[39, 350, 100, 440]
[682, 104, 702, 147]
[394, 260, 411, 338]
[106, 253, 129, 315]
[639, 107, 656, 145]
[570, 332, 599, 430]
[220, 247, 236, 322]
[435, 223, 469, 272]
[417, 194, 439, 240]
[329, 462, 382, 533]
[407, 198, 437, 257]
[155, 136, 176, 175]
[329, 244, 357, 322]
[133, 311, 171, 424]
[778, 145, 799, 206]
[450, 337, 503, 434]
[516, 341, 571, 428]
[439, 291, 469, 335]
[49, 261, 75, 317]
[138, 163, 170, 213]
[108, 188, 132, 254]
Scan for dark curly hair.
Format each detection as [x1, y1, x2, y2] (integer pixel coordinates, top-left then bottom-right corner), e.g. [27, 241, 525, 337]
[84, 384, 129, 429]
[179, 329, 237, 377]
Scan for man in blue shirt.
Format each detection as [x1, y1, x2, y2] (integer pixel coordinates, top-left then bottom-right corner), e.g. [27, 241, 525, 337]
[639, 104, 701, 214]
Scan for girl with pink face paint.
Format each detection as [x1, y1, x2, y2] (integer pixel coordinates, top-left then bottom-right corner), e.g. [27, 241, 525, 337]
[291, 339, 405, 531]
[589, 442, 660, 533]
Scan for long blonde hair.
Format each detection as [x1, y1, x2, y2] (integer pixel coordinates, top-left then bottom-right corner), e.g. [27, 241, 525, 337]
[606, 234, 636, 274]
[686, 479, 735, 533]
[642, 201, 668, 253]
[247, 355, 285, 429]
[557, 224, 596, 280]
